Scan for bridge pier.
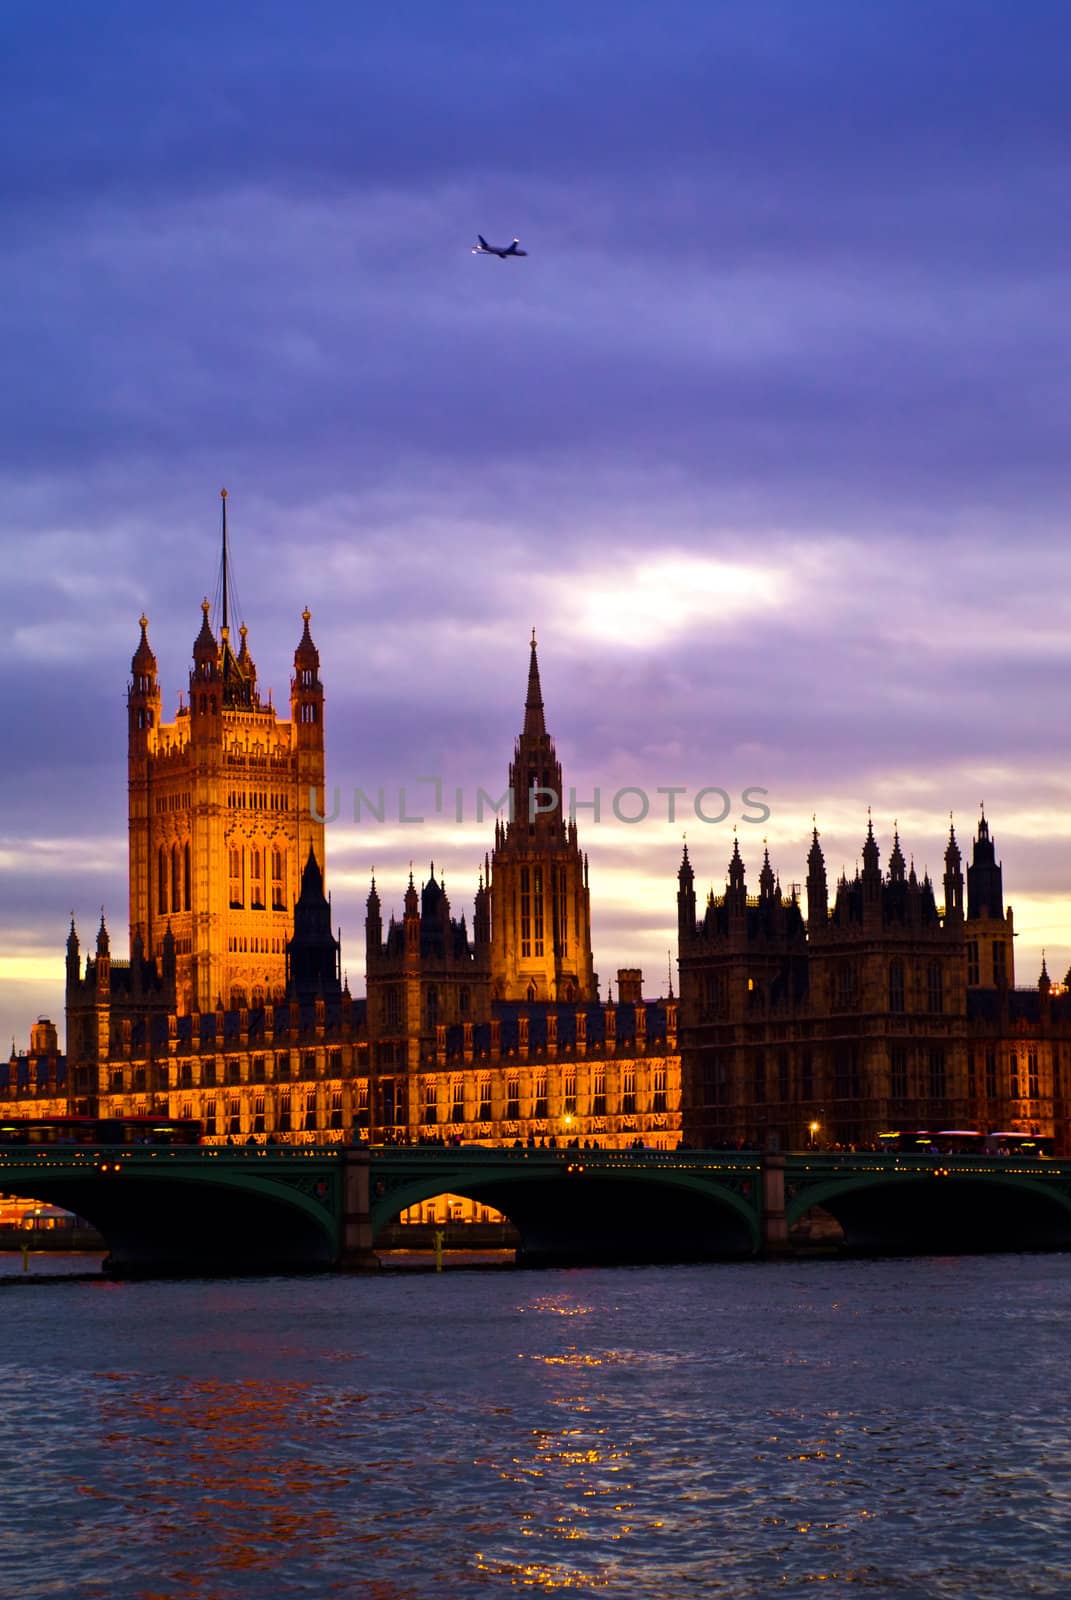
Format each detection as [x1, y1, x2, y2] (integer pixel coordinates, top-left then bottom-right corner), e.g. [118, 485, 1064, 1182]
[338, 1146, 380, 1271]
[760, 1152, 790, 1256]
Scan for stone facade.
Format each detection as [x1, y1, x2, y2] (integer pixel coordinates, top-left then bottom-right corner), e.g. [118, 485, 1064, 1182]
[678, 818, 1069, 1152]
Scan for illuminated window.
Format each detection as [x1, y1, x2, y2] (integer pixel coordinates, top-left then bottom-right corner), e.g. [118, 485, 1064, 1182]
[272, 848, 286, 909]
[621, 1068, 637, 1115]
[304, 1090, 318, 1130]
[158, 847, 169, 915]
[506, 1077, 520, 1119]
[254, 1096, 265, 1135]
[532, 866, 544, 957]
[171, 844, 181, 915]
[451, 1080, 465, 1122]
[592, 1069, 606, 1116]
[183, 841, 191, 910]
[424, 1082, 438, 1125]
[653, 1065, 667, 1113]
[229, 846, 243, 908]
[330, 1090, 343, 1130]
[478, 1078, 492, 1120]
[563, 1070, 577, 1116]
[228, 1097, 241, 1136]
[1028, 1051, 1039, 1100]
[534, 1074, 548, 1119]
[278, 1091, 292, 1133]
[250, 849, 265, 910]
[520, 868, 531, 958]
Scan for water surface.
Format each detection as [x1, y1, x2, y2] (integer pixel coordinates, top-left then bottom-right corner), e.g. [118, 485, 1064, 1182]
[2, 1255, 1069, 1598]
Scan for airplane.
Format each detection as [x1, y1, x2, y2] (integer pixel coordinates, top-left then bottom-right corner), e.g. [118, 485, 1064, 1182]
[472, 234, 528, 259]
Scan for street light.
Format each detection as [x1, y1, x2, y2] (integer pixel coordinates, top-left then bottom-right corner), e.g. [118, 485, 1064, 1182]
[809, 1120, 821, 1149]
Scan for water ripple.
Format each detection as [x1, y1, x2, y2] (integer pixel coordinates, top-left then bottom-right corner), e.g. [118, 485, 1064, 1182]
[0, 1257, 1069, 1597]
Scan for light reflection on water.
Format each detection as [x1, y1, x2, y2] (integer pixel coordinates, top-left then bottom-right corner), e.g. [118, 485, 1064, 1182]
[1, 1256, 1070, 1598]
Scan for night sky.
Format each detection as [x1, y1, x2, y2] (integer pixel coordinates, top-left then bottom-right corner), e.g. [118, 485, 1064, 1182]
[3, 1, 1070, 1047]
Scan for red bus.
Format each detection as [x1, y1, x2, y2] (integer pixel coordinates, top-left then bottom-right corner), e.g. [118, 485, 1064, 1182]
[0, 1116, 202, 1146]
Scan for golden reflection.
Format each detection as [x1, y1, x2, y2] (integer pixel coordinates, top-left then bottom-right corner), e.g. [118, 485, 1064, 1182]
[83, 1371, 371, 1588]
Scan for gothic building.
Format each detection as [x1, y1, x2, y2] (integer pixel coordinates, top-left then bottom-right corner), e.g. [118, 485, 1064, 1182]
[127, 491, 325, 1016]
[677, 816, 1067, 1150]
[2, 537, 1069, 1162]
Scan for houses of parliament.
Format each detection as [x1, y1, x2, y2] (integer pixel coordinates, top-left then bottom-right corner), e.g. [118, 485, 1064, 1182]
[4, 507, 1071, 1157]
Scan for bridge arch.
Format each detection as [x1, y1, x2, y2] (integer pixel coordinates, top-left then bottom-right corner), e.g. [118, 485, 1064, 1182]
[0, 1159, 338, 1276]
[372, 1161, 762, 1264]
[788, 1168, 1071, 1255]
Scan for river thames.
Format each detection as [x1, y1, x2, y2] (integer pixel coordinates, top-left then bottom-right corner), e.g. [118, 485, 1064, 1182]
[2, 1253, 1069, 1599]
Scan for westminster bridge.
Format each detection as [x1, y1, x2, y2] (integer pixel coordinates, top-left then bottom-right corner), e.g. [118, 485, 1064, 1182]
[3, 1143, 1071, 1274]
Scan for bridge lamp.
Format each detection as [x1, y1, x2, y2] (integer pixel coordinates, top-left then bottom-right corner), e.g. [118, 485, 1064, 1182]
[809, 1121, 820, 1147]
[562, 1113, 575, 1131]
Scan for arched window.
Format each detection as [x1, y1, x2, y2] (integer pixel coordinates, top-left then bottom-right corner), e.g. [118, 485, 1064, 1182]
[171, 844, 181, 913]
[527, 983, 536, 1003]
[229, 846, 243, 908]
[927, 963, 943, 1014]
[157, 846, 168, 915]
[250, 848, 265, 909]
[183, 841, 191, 910]
[888, 959, 905, 1014]
[272, 847, 286, 909]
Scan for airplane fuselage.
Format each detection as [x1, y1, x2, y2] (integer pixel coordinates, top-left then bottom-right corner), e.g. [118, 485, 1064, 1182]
[473, 237, 528, 259]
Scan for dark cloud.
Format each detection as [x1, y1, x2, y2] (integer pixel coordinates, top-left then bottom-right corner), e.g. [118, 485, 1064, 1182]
[3, 1, 1071, 1045]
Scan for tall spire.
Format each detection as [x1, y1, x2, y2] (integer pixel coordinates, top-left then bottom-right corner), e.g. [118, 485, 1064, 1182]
[524, 628, 546, 738]
[221, 487, 229, 635]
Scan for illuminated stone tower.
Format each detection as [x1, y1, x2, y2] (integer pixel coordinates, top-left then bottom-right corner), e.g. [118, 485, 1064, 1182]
[127, 492, 326, 1013]
[488, 634, 594, 1002]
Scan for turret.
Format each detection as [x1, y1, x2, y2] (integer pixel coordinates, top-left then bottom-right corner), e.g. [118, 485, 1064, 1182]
[806, 826, 828, 929]
[291, 606, 326, 875]
[95, 912, 111, 992]
[404, 869, 420, 957]
[285, 846, 341, 1004]
[758, 845, 776, 902]
[967, 809, 1004, 920]
[291, 607, 323, 733]
[726, 837, 746, 908]
[861, 815, 881, 901]
[366, 873, 383, 960]
[474, 870, 491, 947]
[677, 843, 696, 938]
[66, 918, 80, 988]
[943, 820, 964, 922]
[128, 615, 160, 738]
[888, 827, 906, 884]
